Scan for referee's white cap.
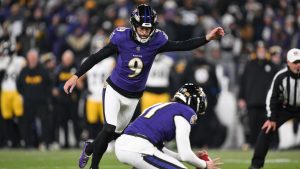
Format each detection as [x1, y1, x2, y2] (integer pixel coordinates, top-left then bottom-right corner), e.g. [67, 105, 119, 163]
[287, 48, 300, 63]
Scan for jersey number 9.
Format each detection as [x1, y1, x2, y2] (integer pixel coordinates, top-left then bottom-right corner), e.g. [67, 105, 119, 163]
[128, 57, 143, 78]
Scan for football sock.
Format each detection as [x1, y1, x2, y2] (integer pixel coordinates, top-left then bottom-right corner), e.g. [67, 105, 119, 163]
[89, 124, 116, 169]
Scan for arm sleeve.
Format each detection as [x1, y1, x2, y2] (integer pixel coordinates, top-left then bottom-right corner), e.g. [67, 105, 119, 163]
[75, 43, 117, 77]
[162, 147, 181, 161]
[174, 116, 207, 169]
[158, 36, 208, 53]
[266, 76, 282, 121]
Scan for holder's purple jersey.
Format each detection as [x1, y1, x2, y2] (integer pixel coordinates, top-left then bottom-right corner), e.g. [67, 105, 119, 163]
[109, 27, 168, 92]
[124, 102, 197, 146]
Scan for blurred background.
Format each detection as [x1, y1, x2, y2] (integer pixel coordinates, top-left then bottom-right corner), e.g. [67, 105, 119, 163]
[0, 0, 300, 153]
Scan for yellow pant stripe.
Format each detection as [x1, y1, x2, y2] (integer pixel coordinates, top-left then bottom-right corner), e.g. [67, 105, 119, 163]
[141, 92, 170, 112]
[1, 91, 24, 119]
[86, 99, 104, 124]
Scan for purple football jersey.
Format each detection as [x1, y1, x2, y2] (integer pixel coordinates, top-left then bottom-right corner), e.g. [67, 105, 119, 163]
[109, 27, 168, 92]
[124, 102, 196, 146]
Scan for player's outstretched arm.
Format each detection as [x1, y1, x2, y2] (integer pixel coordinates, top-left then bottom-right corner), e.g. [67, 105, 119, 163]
[205, 27, 225, 41]
[63, 43, 117, 94]
[158, 27, 225, 53]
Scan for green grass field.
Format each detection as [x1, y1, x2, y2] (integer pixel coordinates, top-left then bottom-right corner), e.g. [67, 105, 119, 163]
[0, 149, 299, 169]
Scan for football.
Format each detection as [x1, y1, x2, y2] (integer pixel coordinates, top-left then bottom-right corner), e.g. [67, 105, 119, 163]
[199, 154, 211, 161]
[196, 152, 211, 169]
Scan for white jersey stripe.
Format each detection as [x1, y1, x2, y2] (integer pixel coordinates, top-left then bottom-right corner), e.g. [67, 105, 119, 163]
[266, 67, 288, 118]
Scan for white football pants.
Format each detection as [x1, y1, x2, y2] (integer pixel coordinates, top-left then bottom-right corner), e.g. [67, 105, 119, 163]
[115, 134, 187, 169]
[103, 84, 139, 133]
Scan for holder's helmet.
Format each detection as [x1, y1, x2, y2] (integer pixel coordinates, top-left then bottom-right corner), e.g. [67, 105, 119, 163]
[130, 4, 158, 43]
[173, 83, 207, 114]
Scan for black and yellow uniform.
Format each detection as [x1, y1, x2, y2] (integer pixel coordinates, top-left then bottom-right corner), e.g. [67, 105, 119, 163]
[17, 64, 51, 148]
[140, 54, 174, 112]
[54, 64, 81, 148]
[0, 55, 25, 147]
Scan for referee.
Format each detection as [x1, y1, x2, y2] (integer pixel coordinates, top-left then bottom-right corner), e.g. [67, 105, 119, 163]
[249, 48, 300, 169]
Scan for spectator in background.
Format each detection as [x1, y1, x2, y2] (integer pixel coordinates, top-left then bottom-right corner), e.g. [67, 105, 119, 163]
[177, 0, 201, 41]
[219, 13, 242, 91]
[47, 13, 68, 62]
[53, 50, 83, 148]
[40, 53, 57, 88]
[261, 6, 274, 46]
[20, 7, 48, 55]
[66, 25, 91, 65]
[6, 3, 24, 39]
[140, 53, 174, 111]
[40, 52, 60, 150]
[90, 28, 108, 55]
[157, 0, 179, 41]
[181, 46, 226, 148]
[0, 40, 25, 148]
[249, 48, 300, 169]
[269, 46, 283, 67]
[238, 41, 279, 148]
[114, 0, 134, 19]
[66, 9, 91, 65]
[17, 49, 51, 150]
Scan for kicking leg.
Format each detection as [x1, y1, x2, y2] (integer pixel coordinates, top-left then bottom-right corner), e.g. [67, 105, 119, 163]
[89, 124, 117, 169]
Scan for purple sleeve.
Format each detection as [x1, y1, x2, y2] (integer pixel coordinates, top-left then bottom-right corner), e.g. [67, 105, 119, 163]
[109, 27, 129, 46]
[155, 29, 168, 47]
[180, 106, 197, 124]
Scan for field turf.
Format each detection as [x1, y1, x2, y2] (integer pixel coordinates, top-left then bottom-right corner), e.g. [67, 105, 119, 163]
[0, 149, 299, 169]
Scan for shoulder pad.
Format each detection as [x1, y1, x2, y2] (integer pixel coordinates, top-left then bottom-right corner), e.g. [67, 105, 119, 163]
[109, 27, 130, 45]
[155, 29, 168, 40]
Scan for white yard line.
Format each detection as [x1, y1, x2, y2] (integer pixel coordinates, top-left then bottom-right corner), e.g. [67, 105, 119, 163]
[0, 165, 127, 169]
[223, 159, 300, 164]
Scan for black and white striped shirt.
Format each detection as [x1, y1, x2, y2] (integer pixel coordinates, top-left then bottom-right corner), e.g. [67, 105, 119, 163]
[266, 67, 300, 120]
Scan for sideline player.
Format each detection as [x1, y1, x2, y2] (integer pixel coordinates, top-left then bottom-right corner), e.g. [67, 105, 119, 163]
[64, 4, 224, 169]
[0, 41, 25, 147]
[115, 83, 222, 169]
